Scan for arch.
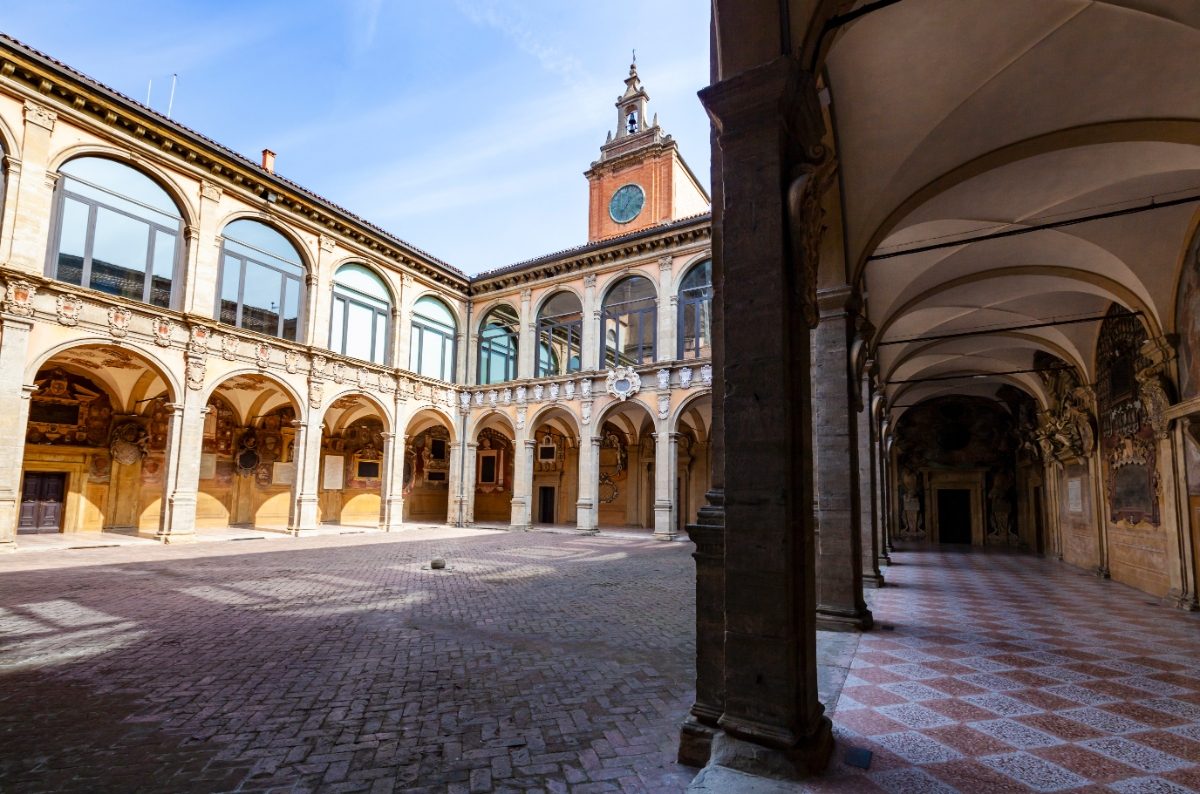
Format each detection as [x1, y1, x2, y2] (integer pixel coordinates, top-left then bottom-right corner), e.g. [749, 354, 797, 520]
[48, 145, 198, 227]
[594, 398, 655, 442]
[331, 259, 396, 303]
[599, 270, 658, 304]
[217, 217, 308, 342]
[24, 338, 181, 406]
[403, 405, 457, 441]
[887, 374, 1049, 424]
[468, 409, 517, 439]
[669, 250, 715, 295]
[0, 110, 20, 163]
[529, 403, 581, 439]
[883, 331, 1089, 388]
[533, 284, 585, 318]
[851, 120, 1200, 283]
[317, 388, 394, 434]
[670, 389, 714, 437]
[202, 369, 304, 414]
[410, 288, 468, 333]
[214, 210, 316, 272]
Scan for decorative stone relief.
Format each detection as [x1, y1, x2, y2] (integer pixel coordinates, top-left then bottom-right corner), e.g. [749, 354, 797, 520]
[516, 406, 527, 430]
[606, 366, 641, 401]
[331, 361, 346, 384]
[700, 364, 712, 385]
[152, 317, 174, 347]
[308, 379, 323, 409]
[581, 378, 592, 398]
[533, 383, 544, 401]
[1137, 370, 1173, 441]
[516, 385, 527, 404]
[521, 287, 532, 302]
[584, 274, 597, 289]
[357, 368, 371, 390]
[487, 389, 498, 407]
[380, 375, 396, 394]
[474, 391, 485, 406]
[4, 280, 36, 317]
[55, 293, 82, 326]
[109, 420, 149, 465]
[220, 334, 239, 360]
[581, 401, 592, 426]
[564, 380, 575, 400]
[658, 255, 673, 274]
[459, 391, 471, 410]
[679, 366, 693, 389]
[319, 235, 336, 253]
[548, 382, 560, 401]
[186, 356, 206, 391]
[189, 325, 212, 354]
[787, 154, 838, 329]
[255, 342, 272, 368]
[284, 349, 300, 374]
[199, 181, 223, 202]
[312, 355, 328, 378]
[501, 387, 512, 405]
[23, 100, 57, 131]
[657, 394, 671, 420]
[107, 306, 132, 338]
[656, 368, 670, 390]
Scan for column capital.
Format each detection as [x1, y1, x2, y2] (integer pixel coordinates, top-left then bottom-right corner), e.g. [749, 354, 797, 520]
[699, 56, 823, 154]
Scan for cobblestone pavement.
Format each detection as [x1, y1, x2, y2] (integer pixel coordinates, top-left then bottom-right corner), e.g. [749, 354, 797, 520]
[803, 546, 1200, 793]
[0, 528, 699, 793]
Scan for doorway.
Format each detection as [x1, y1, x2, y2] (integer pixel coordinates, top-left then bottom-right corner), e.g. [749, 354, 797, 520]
[538, 486, 555, 524]
[937, 488, 971, 544]
[19, 472, 67, 533]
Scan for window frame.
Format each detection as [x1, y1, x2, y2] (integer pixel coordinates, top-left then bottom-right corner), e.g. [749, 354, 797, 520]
[536, 292, 583, 377]
[330, 264, 392, 365]
[48, 158, 184, 310]
[409, 296, 458, 381]
[600, 276, 657, 369]
[216, 220, 306, 342]
[477, 305, 519, 385]
[677, 260, 713, 360]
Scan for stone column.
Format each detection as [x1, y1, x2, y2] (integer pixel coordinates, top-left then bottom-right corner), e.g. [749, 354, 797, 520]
[693, 57, 833, 778]
[511, 437, 534, 529]
[0, 315, 34, 550]
[447, 441, 465, 525]
[582, 275, 599, 371]
[657, 256, 676, 362]
[380, 432, 406, 530]
[289, 420, 322, 534]
[157, 392, 208, 542]
[859, 378, 884, 586]
[518, 288, 535, 379]
[577, 433, 600, 532]
[653, 429, 680, 539]
[874, 412, 891, 565]
[812, 286, 872, 630]
[462, 441, 478, 525]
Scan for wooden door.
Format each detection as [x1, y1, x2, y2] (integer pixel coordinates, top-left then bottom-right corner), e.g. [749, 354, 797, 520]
[18, 472, 67, 533]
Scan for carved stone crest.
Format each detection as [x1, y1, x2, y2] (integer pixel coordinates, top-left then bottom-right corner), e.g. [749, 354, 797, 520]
[189, 325, 212, 353]
[109, 420, 148, 465]
[332, 361, 346, 384]
[487, 389, 498, 407]
[107, 306, 132, 338]
[284, 349, 300, 374]
[199, 181, 223, 202]
[584, 274, 597, 289]
[501, 388, 512, 405]
[548, 382, 560, 401]
[474, 391, 485, 407]
[3, 280, 36, 317]
[55, 293, 82, 326]
[150, 317, 173, 347]
[186, 356, 206, 391]
[459, 391, 471, 410]
[679, 367, 693, 389]
[308, 379, 323, 409]
[656, 368, 670, 390]
[311, 355, 328, 378]
[533, 383, 544, 401]
[700, 364, 712, 385]
[564, 380, 575, 400]
[581, 378, 593, 398]
[23, 100, 57, 131]
[605, 366, 641, 401]
[657, 394, 671, 420]
[516, 406, 527, 430]
[581, 401, 592, 426]
[255, 342, 271, 368]
[221, 334, 239, 360]
[516, 385, 527, 404]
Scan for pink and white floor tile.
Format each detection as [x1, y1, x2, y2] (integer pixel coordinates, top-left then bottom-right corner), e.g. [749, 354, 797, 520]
[803, 546, 1200, 792]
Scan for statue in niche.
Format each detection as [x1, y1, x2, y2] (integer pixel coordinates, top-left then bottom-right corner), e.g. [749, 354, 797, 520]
[988, 469, 1014, 538]
[900, 467, 922, 537]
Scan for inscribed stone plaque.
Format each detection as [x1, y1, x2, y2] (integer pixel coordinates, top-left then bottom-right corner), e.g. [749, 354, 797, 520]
[1067, 478, 1083, 513]
[323, 455, 344, 490]
[199, 453, 217, 480]
[273, 462, 296, 486]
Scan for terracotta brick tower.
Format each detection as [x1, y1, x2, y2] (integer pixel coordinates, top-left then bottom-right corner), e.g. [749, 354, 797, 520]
[585, 59, 710, 242]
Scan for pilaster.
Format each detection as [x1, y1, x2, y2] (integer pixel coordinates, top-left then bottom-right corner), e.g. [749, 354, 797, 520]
[511, 437, 534, 530]
[518, 288, 535, 379]
[289, 419, 322, 534]
[8, 101, 57, 274]
[381, 431, 407, 530]
[653, 429, 680, 539]
[0, 316, 33, 550]
[157, 394, 208, 542]
[577, 433, 600, 533]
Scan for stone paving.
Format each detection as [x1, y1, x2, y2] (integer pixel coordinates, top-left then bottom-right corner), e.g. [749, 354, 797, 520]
[0, 528, 699, 793]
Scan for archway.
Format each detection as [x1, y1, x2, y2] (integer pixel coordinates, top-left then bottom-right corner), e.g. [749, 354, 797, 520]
[596, 400, 655, 530]
[319, 393, 390, 527]
[20, 344, 174, 535]
[198, 373, 301, 531]
[403, 409, 456, 523]
[528, 405, 579, 526]
[472, 413, 515, 523]
[674, 393, 713, 532]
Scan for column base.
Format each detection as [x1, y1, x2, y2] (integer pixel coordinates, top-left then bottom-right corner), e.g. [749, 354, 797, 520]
[653, 530, 679, 541]
[1095, 566, 1111, 579]
[863, 572, 885, 588]
[701, 720, 833, 782]
[816, 605, 873, 632]
[288, 526, 320, 537]
[1165, 588, 1199, 612]
[155, 530, 198, 544]
[678, 715, 719, 768]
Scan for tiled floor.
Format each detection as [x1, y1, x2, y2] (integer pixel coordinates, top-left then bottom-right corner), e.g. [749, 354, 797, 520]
[807, 546, 1200, 793]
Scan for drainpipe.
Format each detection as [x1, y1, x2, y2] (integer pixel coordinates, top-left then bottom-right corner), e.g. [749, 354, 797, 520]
[457, 298, 473, 527]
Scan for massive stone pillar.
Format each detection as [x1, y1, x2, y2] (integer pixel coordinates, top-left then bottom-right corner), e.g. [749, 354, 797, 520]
[380, 431, 406, 530]
[872, 402, 891, 565]
[157, 388, 208, 542]
[289, 419, 322, 534]
[462, 441, 478, 525]
[0, 315, 33, 551]
[577, 433, 600, 532]
[688, 57, 832, 779]
[511, 436, 533, 530]
[858, 375, 884, 587]
[813, 286, 872, 630]
[447, 440, 465, 526]
[653, 429, 680, 539]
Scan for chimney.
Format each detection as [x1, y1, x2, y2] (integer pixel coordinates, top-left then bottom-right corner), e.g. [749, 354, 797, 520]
[261, 149, 276, 174]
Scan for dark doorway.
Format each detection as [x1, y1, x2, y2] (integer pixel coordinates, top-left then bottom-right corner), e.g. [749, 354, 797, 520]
[937, 488, 971, 544]
[19, 472, 67, 533]
[537, 486, 555, 524]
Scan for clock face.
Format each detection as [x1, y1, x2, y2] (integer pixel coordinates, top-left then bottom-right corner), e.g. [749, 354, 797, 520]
[609, 184, 645, 224]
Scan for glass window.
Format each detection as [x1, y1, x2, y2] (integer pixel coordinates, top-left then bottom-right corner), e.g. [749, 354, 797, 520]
[410, 296, 457, 381]
[601, 276, 656, 368]
[50, 156, 183, 308]
[536, 291, 583, 377]
[678, 259, 713, 360]
[217, 219, 305, 341]
[330, 264, 392, 364]
[477, 304, 519, 385]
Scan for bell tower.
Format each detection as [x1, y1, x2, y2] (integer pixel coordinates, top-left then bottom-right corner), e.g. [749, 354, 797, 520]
[585, 58, 710, 242]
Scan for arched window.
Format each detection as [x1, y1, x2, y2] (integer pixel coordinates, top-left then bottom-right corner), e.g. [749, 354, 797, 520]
[477, 304, 519, 385]
[410, 296, 457, 381]
[331, 264, 391, 364]
[536, 291, 582, 377]
[678, 259, 712, 360]
[601, 275, 656, 368]
[51, 156, 183, 308]
[218, 219, 305, 341]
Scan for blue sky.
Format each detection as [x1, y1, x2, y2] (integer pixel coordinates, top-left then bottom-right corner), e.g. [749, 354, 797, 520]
[2, 1, 711, 275]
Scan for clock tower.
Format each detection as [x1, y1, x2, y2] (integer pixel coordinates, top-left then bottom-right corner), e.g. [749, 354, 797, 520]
[585, 60, 710, 242]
